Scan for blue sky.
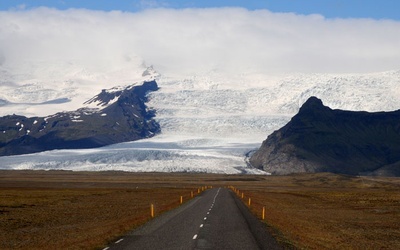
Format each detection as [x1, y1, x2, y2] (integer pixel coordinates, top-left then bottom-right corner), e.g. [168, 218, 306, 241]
[1, 0, 400, 20]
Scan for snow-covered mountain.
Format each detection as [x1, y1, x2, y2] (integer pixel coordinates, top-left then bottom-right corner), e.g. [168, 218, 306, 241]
[0, 80, 160, 156]
[0, 59, 399, 174]
[0, 57, 156, 117]
[151, 70, 400, 140]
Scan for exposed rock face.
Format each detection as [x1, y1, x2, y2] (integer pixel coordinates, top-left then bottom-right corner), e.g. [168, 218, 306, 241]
[0, 81, 160, 156]
[250, 96, 400, 176]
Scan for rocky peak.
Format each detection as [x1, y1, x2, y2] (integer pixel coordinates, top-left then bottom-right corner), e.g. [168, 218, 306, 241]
[299, 96, 324, 111]
[297, 96, 332, 118]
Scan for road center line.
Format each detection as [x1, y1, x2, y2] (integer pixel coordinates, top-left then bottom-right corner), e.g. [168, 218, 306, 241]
[200, 224, 204, 228]
[193, 234, 198, 240]
[204, 217, 207, 220]
[115, 239, 124, 244]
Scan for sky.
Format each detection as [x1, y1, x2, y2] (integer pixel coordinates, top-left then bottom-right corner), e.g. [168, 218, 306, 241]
[0, 0, 399, 76]
[1, 0, 400, 20]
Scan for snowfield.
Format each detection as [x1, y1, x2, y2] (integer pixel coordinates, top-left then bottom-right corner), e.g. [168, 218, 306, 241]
[1, 59, 400, 174]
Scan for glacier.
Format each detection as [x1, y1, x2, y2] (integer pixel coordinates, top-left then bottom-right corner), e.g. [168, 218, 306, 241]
[0, 138, 266, 174]
[0, 59, 400, 174]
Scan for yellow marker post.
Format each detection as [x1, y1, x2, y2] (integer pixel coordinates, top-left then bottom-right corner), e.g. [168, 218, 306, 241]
[262, 206, 265, 220]
[241, 192, 244, 199]
[180, 196, 183, 204]
[150, 204, 154, 218]
[248, 197, 251, 206]
[191, 191, 193, 198]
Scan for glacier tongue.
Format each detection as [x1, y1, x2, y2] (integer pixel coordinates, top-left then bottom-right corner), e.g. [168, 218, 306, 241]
[1, 65, 400, 174]
[0, 136, 267, 174]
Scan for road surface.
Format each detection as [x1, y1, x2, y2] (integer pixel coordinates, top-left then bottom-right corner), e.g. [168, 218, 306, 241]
[105, 188, 281, 250]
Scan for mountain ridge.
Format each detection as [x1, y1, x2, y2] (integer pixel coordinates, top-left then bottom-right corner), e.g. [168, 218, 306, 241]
[249, 96, 400, 176]
[0, 80, 160, 156]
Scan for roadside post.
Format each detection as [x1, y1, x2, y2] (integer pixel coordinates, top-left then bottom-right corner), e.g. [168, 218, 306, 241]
[262, 206, 265, 220]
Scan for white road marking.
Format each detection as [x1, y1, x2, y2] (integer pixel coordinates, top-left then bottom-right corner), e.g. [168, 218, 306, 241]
[204, 217, 207, 220]
[102, 248, 110, 250]
[200, 224, 204, 228]
[193, 234, 198, 239]
[115, 239, 124, 244]
[207, 212, 210, 214]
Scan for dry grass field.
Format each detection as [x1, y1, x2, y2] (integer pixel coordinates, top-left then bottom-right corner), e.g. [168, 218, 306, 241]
[0, 171, 201, 249]
[231, 173, 400, 249]
[0, 170, 399, 249]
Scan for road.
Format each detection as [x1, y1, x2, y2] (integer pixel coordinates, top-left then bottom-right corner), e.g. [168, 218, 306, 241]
[105, 188, 281, 250]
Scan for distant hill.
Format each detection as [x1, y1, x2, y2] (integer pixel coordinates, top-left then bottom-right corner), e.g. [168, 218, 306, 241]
[249, 97, 400, 176]
[0, 81, 160, 156]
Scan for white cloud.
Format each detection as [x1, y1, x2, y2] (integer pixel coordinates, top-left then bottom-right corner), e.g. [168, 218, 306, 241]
[0, 7, 399, 76]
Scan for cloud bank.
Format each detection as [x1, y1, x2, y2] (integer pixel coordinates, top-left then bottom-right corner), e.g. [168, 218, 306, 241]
[0, 7, 399, 76]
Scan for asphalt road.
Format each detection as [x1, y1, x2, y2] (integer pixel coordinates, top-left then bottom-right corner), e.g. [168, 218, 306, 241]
[105, 188, 281, 250]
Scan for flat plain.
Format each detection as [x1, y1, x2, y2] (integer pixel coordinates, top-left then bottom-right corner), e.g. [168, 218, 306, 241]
[0, 170, 399, 249]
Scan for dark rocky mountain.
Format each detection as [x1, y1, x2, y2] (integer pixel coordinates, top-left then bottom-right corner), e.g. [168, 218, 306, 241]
[0, 81, 160, 156]
[249, 96, 400, 176]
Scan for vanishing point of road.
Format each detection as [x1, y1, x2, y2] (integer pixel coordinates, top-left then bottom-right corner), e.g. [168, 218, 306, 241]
[105, 188, 282, 250]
